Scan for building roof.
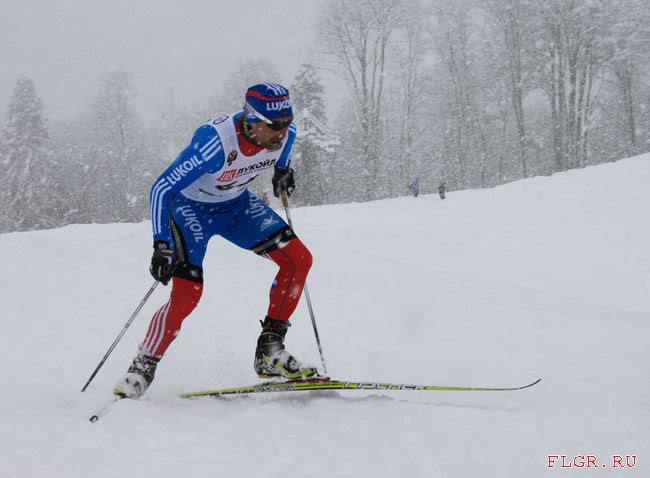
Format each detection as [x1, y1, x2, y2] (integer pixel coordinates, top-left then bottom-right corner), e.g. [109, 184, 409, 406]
[294, 108, 340, 152]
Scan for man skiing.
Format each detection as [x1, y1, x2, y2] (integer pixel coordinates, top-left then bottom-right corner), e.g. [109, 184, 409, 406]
[114, 83, 318, 399]
[408, 177, 419, 197]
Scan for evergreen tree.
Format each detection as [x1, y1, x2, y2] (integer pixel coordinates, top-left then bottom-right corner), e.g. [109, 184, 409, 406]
[0, 75, 60, 232]
[49, 116, 94, 225]
[291, 64, 327, 123]
[85, 68, 146, 223]
[290, 65, 333, 205]
[150, 90, 193, 165]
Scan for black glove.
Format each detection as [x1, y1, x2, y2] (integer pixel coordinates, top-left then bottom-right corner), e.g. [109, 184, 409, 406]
[150, 241, 176, 285]
[272, 167, 295, 197]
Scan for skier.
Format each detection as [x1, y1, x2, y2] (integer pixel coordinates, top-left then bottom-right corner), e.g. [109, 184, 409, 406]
[114, 83, 318, 399]
[408, 177, 419, 197]
[438, 182, 446, 200]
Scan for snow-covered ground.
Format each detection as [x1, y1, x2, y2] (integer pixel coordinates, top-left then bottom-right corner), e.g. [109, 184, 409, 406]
[1, 154, 649, 477]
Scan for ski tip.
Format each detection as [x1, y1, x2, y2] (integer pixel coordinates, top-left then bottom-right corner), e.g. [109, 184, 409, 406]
[525, 378, 542, 388]
[89, 415, 99, 423]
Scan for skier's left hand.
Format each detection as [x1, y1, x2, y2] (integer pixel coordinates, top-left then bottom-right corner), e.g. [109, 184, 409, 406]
[272, 167, 295, 197]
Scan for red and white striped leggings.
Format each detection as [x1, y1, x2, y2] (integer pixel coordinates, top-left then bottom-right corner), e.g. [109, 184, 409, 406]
[141, 238, 312, 357]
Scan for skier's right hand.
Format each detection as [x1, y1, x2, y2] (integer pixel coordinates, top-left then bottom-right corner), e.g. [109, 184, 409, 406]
[150, 241, 177, 285]
[272, 167, 295, 197]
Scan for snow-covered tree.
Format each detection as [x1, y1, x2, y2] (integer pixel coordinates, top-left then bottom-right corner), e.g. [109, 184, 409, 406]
[590, 0, 650, 161]
[291, 64, 327, 124]
[49, 116, 94, 225]
[318, 0, 406, 200]
[484, 0, 536, 178]
[85, 68, 146, 222]
[528, 0, 610, 170]
[0, 75, 61, 231]
[383, 2, 431, 196]
[146, 89, 194, 190]
[290, 64, 333, 205]
[425, 0, 492, 188]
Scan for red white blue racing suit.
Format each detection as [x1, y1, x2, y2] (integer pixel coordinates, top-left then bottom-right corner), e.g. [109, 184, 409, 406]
[141, 112, 312, 358]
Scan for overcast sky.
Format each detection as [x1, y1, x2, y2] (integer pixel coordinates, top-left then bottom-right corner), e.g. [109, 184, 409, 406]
[0, 0, 338, 121]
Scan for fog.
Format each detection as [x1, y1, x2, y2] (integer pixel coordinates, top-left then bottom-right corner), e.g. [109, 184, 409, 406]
[0, 0, 327, 120]
[2, 0, 648, 233]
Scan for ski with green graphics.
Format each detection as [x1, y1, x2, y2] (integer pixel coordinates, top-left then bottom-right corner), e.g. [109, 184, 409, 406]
[180, 377, 541, 398]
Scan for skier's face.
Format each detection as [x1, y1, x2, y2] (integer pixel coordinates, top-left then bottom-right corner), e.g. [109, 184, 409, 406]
[250, 116, 292, 150]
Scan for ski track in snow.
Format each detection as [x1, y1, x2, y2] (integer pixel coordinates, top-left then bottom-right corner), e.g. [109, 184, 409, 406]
[1, 154, 649, 477]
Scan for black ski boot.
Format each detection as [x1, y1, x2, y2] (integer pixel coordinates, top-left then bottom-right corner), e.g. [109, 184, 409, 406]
[113, 346, 160, 398]
[254, 317, 318, 380]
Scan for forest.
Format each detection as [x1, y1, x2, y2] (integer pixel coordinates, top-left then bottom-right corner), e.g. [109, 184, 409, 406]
[1, 0, 648, 232]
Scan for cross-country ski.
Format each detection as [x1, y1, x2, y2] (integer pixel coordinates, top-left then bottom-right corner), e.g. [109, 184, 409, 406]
[181, 378, 542, 398]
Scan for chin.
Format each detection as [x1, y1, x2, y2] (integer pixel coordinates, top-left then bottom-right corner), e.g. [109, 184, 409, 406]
[267, 142, 282, 151]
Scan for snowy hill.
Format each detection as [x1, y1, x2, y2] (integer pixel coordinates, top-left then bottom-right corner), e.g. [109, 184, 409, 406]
[1, 155, 649, 477]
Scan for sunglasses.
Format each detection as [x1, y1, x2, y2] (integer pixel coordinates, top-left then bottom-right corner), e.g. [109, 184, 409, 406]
[267, 118, 293, 131]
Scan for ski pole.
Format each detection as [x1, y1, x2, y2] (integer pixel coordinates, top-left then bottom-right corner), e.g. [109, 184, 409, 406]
[81, 280, 159, 392]
[280, 190, 327, 374]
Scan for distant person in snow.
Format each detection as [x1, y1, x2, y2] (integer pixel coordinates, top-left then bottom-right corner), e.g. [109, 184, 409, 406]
[438, 182, 446, 200]
[408, 177, 419, 197]
[262, 191, 270, 205]
[114, 83, 317, 399]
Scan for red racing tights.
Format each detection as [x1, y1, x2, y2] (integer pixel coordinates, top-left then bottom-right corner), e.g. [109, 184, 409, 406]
[141, 238, 312, 357]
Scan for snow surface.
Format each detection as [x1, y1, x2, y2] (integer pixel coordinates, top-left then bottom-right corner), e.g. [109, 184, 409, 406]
[1, 154, 649, 477]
